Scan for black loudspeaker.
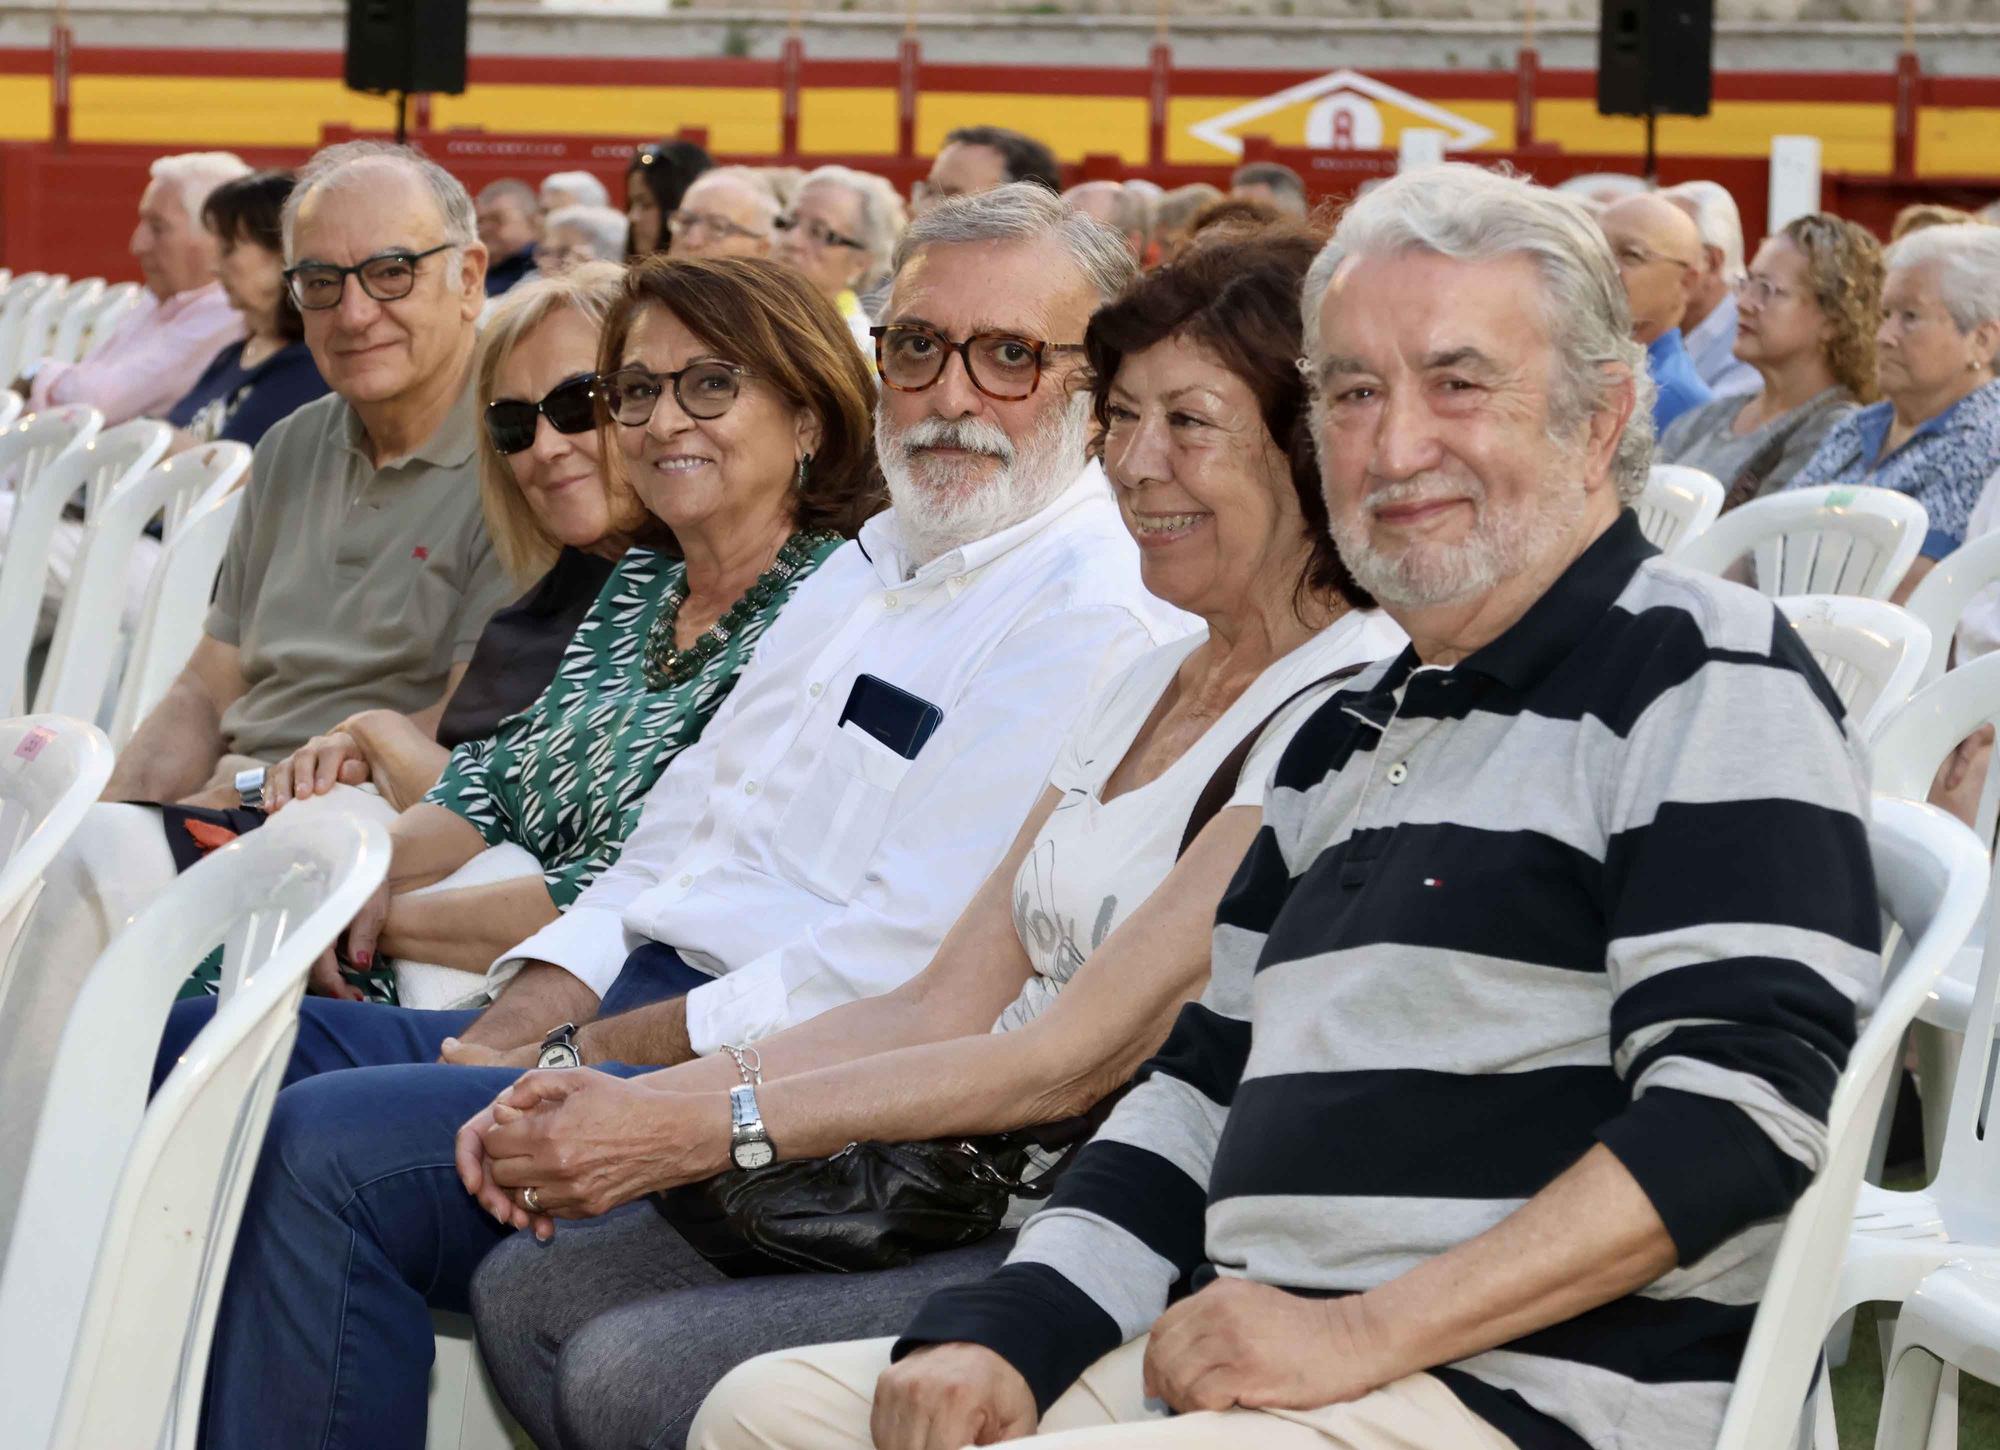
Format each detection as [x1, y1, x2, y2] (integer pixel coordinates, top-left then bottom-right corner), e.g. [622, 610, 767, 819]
[1596, 0, 1713, 118]
[345, 0, 469, 96]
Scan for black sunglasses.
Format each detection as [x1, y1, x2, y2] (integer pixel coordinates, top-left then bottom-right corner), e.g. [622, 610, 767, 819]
[484, 373, 602, 456]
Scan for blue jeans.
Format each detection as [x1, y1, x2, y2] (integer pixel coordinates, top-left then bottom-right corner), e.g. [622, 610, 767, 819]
[155, 944, 710, 1450]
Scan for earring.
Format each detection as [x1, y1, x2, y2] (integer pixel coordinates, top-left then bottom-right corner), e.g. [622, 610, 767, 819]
[795, 451, 814, 489]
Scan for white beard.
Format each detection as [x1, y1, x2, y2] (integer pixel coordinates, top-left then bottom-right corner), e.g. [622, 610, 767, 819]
[1327, 462, 1588, 610]
[878, 392, 1092, 567]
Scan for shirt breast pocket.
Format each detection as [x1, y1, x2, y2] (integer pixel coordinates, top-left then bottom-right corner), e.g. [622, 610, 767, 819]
[773, 722, 916, 901]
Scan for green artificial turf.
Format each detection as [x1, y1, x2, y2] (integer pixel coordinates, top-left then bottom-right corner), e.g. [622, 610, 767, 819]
[1831, 1300, 2000, 1446]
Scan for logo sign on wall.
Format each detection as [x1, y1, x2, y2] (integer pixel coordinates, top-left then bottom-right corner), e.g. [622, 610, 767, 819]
[1188, 68, 1495, 157]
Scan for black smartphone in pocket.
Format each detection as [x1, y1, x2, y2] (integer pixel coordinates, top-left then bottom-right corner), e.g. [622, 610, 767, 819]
[838, 674, 944, 760]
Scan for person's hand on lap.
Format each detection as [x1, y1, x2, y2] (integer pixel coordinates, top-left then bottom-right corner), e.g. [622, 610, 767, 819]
[1142, 1277, 1394, 1413]
[871, 1342, 1038, 1450]
[266, 729, 371, 812]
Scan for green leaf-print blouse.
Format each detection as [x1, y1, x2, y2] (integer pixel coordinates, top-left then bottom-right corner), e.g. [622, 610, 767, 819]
[425, 538, 841, 908]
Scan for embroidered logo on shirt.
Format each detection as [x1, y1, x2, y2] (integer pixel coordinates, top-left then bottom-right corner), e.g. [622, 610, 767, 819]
[411, 546, 430, 561]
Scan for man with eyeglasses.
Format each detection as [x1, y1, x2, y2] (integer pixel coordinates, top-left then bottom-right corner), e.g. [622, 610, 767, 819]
[98, 139, 516, 816]
[153, 190, 1195, 1450]
[666, 167, 781, 260]
[1598, 191, 1715, 433]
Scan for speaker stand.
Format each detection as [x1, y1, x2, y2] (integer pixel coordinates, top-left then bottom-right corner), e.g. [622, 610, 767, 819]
[1642, 110, 1659, 186]
[393, 89, 409, 145]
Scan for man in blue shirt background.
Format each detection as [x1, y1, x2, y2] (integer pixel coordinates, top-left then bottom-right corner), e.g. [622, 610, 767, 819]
[1600, 191, 1714, 434]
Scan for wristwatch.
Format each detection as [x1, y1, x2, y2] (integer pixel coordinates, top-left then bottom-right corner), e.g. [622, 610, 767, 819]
[729, 1082, 775, 1170]
[234, 766, 267, 810]
[536, 1022, 582, 1069]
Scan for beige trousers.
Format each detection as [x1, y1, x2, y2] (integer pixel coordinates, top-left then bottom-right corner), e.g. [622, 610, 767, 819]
[689, 1335, 1519, 1450]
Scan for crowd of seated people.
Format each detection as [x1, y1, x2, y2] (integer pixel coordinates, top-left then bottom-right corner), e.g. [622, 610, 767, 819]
[7, 113, 2000, 1450]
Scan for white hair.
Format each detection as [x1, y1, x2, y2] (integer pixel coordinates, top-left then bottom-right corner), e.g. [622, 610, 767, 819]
[280, 140, 477, 263]
[892, 181, 1137, 306]
[544, 204, 629, 263]
[689, 166, 783, 218]
[148, 151, 251, 229]
[540, 170, 609, 211]
[1664, 179, 1746, 279]
[1886, 224, 2000, 336]
[797, 165, 908, 291]
[1303, 162, 1655, 501]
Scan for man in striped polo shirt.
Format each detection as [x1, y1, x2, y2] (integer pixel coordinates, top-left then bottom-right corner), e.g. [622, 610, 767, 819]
[692, 166, 1880, 1450]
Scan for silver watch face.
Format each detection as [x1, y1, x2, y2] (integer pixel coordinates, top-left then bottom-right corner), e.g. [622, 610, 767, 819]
[537, 1044, 579, 1070]
[732, 1139, 775, 1171]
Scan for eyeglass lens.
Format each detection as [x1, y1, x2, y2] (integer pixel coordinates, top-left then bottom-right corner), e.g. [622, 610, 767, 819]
[288, 252, 432, 311]
[484, 375, 601, 455]
[876, 328, 1044, 401]
[604, 363, 744, 425]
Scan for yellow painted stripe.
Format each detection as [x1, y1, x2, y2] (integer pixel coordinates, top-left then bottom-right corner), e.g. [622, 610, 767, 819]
[1915, 107, 2000, 177]
[430, 84, 782, 153]
[70, 75, 390, 145]
[800, 87, 900, 156]
[1534, 99, 1894, 172]
[918, 93, 1150, 162]
[0, 76, 50, 141]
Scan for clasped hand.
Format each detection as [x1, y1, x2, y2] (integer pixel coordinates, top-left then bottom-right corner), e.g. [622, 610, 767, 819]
[870, 1280, 1395, 1450]
[453, 1070, 728, 1239]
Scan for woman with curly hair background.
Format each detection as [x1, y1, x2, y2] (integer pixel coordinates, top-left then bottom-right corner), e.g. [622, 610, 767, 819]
[1657, 211, 1882, 508]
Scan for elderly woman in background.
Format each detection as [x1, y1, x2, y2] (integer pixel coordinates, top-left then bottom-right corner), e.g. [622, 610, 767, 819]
[457, 231, 1402, 1450]
[541, 170, 610, 213]
[771, 163, 907, 353]
[1788, 223, 2000, 601]
[238, 258, 881, 1009]
[536, 205, 631, 274]
[1658, 213, 1879, 507]
[626, 138, 713, 257]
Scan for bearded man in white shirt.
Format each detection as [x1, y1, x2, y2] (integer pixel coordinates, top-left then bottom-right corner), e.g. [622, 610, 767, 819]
[157, 183, 1196, 1450]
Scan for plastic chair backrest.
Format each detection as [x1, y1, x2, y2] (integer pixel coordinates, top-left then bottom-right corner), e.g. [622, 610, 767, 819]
[14, 277, 75, 374]
[1904, 527, 2000, 687]
[0, 805, 391, 1450]
[1637, 464, 1725, 553]
[0, 273, 65, 382]
[0, 390, 21, 432]
[0, 418, 169, 714]
[1775, 595, 1931, 743]
[0, 403, 100, 495]
[1674, 484, 1930, 601]
[1872, 651, 2000, 849]
[79, 282, 143, 360]
[108, 459, 248, 747]
[43, 278, 105, 366]
[1714, 796, 1986, 1450]
[36, 441, 249, 725]
[0, 715, 113, 970]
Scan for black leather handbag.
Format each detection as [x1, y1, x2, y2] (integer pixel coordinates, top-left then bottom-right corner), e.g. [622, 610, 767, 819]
[654, 660, 1372, 1277]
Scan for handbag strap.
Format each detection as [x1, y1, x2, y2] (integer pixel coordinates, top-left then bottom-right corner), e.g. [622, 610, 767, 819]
[1176, 659, 1374, 858]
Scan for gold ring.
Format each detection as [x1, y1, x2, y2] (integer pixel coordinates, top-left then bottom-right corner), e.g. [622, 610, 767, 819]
[523, 1186, 542, 1213]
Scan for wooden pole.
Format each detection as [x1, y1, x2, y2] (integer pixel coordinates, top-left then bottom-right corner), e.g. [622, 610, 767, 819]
[50, 0, 71, 150]
[898, 0, 920, 161]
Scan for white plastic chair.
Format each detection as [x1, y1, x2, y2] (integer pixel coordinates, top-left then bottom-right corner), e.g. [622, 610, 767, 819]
[0, 389, 22, 432]
[0, 403, 100, 494]
[0, 273, 66, 382]
[1711, 795, 1986, 1450]
[1904, 527, 2000, 686]
[0, 803, 391, 1450]
[1636, 463, 1724, 552]
[108, 457, 248, 747]
[78, 281, 143, 360]
[0, 715, 113, 972]
[1675, 484, 1930, 601]
[36, 441, 250, 726]
[1775, 595, 1932, 744]
[0, 418, 169, 714]
[430, 1310, 530, 1450]
[42, 278, 105, 367]
[13, 277, 76, 375]
[1876, 1258, 2000, 1450]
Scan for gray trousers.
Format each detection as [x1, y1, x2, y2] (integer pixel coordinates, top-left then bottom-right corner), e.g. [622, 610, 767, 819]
[469, 1198, 1016, 1450]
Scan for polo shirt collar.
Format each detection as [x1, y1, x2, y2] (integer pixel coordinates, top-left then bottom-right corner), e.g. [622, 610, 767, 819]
[861, 458, 1109, 587]
[1851, 380, 1995, 466]
[339, 365, 481, 473]
[1647, 328, 1689, 372]
[1457, 509, 1657, 695]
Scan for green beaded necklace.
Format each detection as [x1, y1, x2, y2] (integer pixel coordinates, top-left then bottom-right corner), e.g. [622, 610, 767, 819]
[642, 529, 840, 690]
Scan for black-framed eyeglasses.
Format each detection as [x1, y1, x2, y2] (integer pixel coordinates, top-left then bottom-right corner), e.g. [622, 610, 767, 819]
[283, 243, 454, 311]
[484, 373, 602, 456]
[775, 214, 864, 251]
[870, 324, 1084, 402]
[602, 362, 752, 426]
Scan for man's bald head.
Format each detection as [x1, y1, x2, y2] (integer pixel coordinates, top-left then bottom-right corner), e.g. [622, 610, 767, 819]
[1598, 192, 1702, 343]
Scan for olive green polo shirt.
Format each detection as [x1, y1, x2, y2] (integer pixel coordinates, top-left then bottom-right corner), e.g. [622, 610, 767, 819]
[206, 375, 515, 761]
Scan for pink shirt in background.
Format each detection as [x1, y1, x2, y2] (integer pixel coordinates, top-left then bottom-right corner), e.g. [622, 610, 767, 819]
[27, 281, 244, 425]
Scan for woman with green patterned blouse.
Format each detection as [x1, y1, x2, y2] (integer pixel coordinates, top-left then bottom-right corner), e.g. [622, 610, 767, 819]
[303, 257, 885, 1006]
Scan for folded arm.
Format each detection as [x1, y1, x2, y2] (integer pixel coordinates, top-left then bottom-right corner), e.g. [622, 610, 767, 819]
[102, 635, 247, 803]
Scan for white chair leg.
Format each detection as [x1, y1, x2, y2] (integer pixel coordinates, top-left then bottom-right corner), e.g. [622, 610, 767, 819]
[428, 1309, 526, 1450]
[1874, 1341, 1942, 1450]
[1809, 1371, 1839, 1450]
[1923, 1365, 1958, 1450]
[1911, 1023, 1963, 1182]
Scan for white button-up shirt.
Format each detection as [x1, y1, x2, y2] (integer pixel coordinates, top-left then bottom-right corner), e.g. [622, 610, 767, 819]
[497, 464, 1197, 1056]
